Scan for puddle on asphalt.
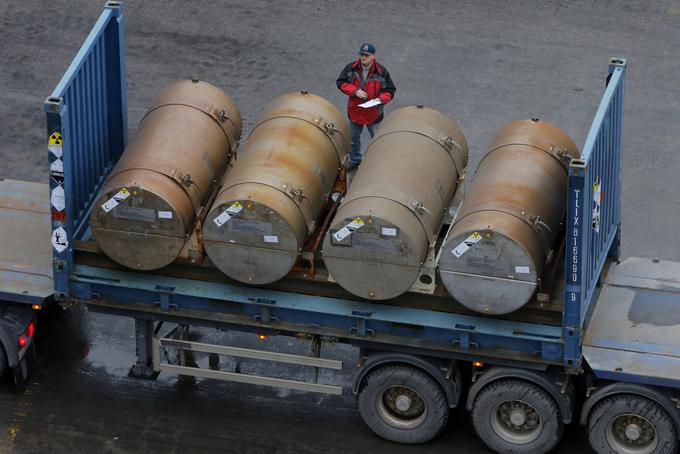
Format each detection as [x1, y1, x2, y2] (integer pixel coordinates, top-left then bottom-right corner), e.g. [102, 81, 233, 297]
[84, 344, 136, 377]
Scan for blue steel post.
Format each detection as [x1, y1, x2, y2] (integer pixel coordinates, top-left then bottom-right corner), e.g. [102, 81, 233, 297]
[607, 59, 625, 262]
[563, 162, 586, 371]
[45, 1, 127, 301]
[563, 58, 626, 372]
[44, 99, 71, 300]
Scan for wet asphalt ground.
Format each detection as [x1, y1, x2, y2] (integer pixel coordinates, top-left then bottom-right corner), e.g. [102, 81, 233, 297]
[1, 0, 680, 452]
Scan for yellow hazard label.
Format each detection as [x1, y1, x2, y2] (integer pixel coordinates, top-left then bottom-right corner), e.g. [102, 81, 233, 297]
[231, 202, 242, 209]
[471, 232, 482, 239]
[48, 132, 63, 145]
[119, 188, 130, 195]
[353, 217, 364, 225]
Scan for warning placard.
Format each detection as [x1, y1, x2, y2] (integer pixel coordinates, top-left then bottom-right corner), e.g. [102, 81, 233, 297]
[213, 201, 244, 227]
[51, 185, 66, 211]
[51, 226, 69, 253]
[592, 177, 602, 233]
[451, 231, 482, 258]
[48, 132, 63, 158]
[332, 217, 365, 242]
[101, 188, 131, 213]
[50, 158, 64, 184]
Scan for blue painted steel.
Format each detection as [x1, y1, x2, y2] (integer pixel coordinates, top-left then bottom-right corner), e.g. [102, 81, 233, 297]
[0, 291, 44, 305]
[44, 2, 127, 301]
[583, 347, 680, 390]
[71, 264, 564, 363]
[563, 58, 626, 370]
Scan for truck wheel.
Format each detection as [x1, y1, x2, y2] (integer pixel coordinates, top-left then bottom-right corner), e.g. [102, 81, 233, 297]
[471, 379, 562, 454]
[357, 365, 449, 444]
[587, 394, 678, 454]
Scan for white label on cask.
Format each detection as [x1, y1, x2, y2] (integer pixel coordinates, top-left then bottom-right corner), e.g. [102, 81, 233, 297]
[451, 232, 482, 258]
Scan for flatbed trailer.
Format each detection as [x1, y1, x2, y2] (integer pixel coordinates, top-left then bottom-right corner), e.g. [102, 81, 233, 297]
[2, 3, 680, 453]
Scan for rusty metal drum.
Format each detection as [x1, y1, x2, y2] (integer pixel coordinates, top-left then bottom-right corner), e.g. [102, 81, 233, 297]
[322, 106, 468, 300]
[90, 79, 242, 270]
[438, 118, 580, 314]
[202, 91, 349, 284]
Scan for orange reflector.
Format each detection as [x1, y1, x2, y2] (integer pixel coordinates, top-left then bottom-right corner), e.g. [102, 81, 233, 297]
[32, 304, 42, 310]
[473, 361, 484, 368]
[258, 334, 268, 341]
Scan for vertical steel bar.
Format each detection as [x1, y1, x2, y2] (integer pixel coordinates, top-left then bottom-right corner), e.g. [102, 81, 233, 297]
[75, 74, 85, 221]
[93, 47, 102, 193]
[84, 57, 94, 216]
[563, 166, 585, 369]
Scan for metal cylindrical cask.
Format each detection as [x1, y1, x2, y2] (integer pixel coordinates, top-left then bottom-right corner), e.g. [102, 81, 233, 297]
[202, 91, 349, 284]
[322, 106, 468, 300]
[90, 80, 242, 270]
[439, 118, 580, 314]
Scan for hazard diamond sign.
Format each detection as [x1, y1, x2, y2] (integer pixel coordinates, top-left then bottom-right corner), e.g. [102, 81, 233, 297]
[49, 132, 63, 145]
[48, 131, 63, 158]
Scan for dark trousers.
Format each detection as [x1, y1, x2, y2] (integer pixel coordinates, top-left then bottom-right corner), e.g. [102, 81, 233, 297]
[349, 121, 380, 164]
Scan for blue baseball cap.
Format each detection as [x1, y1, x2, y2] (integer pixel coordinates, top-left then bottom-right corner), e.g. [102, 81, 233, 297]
[359, 43, 376, 55]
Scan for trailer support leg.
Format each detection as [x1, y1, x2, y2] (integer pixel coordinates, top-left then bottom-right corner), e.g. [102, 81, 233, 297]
[129, 319, 159, 379]
[176, 324, 196, 368]
[310, 335, 321, 384]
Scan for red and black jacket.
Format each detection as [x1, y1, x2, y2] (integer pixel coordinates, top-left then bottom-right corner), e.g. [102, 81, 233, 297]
[336, 59, 396, 125]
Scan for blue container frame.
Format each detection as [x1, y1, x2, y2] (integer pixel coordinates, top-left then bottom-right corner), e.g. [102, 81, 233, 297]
[563, 58, 626, 371]
[46, 3, 625, 371]
[44, 1, 128, 301]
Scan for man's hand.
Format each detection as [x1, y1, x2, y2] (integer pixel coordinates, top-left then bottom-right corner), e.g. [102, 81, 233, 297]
[355, 89, 368, 100]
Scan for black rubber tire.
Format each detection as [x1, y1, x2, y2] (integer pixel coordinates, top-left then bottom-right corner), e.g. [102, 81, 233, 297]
[587, 394, 679, 454]
[357, 365, 449, 444]
[471, 379, 563, 454]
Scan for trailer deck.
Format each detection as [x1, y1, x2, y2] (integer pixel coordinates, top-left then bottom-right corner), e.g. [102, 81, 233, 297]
[0, 179, 52, 305]
[583, 257, 680, 388]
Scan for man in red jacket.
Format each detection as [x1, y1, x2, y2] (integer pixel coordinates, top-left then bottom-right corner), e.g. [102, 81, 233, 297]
[336, 43, 396, 170]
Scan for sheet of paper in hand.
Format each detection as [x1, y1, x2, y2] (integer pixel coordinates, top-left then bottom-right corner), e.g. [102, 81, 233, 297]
[358, 99, 382, 108]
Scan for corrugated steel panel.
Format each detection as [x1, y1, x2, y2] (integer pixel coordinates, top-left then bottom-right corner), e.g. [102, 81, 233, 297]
[562, 58, 626, 370]
[44, 1, 127, 300]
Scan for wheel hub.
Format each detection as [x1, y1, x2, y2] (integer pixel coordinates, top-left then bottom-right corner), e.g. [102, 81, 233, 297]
[625, 424, 642, 441]
[509, 408, 527, 426]
[395, 395, 412, 412]
[611, 414, 656, 447]
[491, 400, 543, 445]
[376, 385, 428, 430]
[499, 401, 539, 431]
